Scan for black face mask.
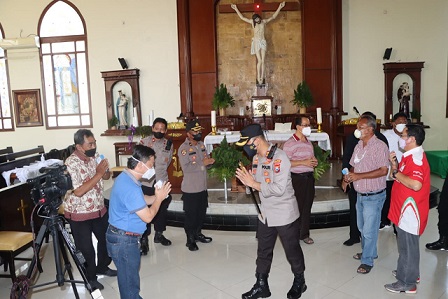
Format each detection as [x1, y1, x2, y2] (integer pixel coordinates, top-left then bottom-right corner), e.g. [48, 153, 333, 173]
[85, 148, 96, 158]
[192, 133, 202, 141]
[153, 132, 165, 139]
[243, 144, 257, 158]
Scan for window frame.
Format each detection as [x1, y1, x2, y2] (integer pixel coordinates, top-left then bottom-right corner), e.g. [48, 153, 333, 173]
[0, 24, 14, 132]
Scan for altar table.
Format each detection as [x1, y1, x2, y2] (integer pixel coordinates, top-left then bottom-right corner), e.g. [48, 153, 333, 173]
[426, 150, 448, 179]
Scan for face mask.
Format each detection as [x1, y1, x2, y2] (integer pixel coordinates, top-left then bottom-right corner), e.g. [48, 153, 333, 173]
[399, 138, 407, 150]
[131, 156, 155, 180]
[395, 124, 406, 133]
[85, 148, 96, 157]
[302, 127, 311, 137]
[153, 132, 165, 139]
[192, 133, 202, 141]
[354, 129, 362, 139]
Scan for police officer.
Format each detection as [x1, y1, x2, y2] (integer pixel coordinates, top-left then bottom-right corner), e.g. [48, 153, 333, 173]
[138, 117, 173, 255]
[235, 124, 307, 299]
[178, 120, 215, 251]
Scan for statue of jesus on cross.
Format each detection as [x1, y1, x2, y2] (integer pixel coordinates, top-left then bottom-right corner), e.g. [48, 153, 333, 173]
[231, 1, 285, 85]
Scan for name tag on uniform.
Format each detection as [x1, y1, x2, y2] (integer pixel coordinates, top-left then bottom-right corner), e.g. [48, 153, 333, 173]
[262, 165, 271, 170]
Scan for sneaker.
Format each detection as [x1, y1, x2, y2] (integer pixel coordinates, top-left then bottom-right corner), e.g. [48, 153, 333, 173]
[384, 281, 417, 294]
[379, 222, 391, 230]
[392, 270, 420, 283]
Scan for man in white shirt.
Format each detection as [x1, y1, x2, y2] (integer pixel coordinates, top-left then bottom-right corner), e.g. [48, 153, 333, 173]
[381, 112, 408, 230]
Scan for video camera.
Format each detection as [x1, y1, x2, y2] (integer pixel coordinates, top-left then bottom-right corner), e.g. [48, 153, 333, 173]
[27, 163, 73, 210]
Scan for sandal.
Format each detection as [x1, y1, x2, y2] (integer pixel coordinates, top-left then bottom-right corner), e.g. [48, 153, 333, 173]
[302, 237, 314, 245]
[357, 264, 372, 274]
[353, 252, 362, 260]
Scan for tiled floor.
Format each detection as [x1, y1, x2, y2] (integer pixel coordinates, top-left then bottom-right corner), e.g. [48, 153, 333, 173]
[1, 164, 446, 298]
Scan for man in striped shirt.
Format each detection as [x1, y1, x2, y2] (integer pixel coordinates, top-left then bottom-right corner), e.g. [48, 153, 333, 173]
[342, 115, 389, 274]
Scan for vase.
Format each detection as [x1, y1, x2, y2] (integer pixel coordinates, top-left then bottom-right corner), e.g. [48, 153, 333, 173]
[299, 107, 306, 114]
[219, 107, 226, 116]
[412, 118, 418, 123]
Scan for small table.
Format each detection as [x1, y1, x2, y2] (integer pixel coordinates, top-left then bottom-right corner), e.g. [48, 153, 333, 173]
[426, 150, 448, 179]
[204, 130, 331, 154]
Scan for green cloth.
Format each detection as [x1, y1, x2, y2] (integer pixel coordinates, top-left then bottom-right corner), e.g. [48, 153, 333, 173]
[426, 150, 448, 179]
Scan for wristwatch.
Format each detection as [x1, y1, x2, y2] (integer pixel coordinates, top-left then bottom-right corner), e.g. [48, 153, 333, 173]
[392, 169, 398, 179]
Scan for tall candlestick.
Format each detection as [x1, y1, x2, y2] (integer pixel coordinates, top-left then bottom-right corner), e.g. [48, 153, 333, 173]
[211, 110, 216, 127]
[316, 107, 322, 124]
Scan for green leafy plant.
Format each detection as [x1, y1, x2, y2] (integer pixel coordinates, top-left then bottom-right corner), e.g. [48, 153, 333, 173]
[134, 125, 152, 138]
[108, 115, 119, 128]
[291, 81, 314, 108]
[208, 136, 250, 182]
[313, 143, 331, 181]
[212, 83, 235, 110]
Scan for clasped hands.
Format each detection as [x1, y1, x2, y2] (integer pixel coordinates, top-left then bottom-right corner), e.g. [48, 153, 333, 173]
[235, 162, 255, 189]
[155, 181, 172, 201]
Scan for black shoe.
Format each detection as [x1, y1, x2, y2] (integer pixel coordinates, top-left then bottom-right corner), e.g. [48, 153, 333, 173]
[195, 233, 212, 243]
[242, 273, 271, 299]
[426, 236, 448, 250]
[96, 267, 117, 277]
[186, 233, 199, 251]
[88, 280, 104, 291]
[140, 236, 149, 256]
[287, 272, 307, 299]
[154, 232, 172, 246]
[343, 238, 360, 246]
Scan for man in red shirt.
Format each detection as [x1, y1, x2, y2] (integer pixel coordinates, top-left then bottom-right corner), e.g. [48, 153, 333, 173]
[385, 124, 430, 294]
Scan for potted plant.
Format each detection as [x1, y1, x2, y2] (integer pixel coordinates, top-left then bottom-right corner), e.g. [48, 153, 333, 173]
[291, 81, 314, 114]
[313, 143, 331, 181]
[212, 83, 235, 116]
[208, 136, 249, 201]
[108, 115, 119, 130]
[127, 125, 153, 144]
[410, 110, 421, 123]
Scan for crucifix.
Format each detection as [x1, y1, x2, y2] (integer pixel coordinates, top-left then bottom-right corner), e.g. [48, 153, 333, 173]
[219, 1, 300, 85]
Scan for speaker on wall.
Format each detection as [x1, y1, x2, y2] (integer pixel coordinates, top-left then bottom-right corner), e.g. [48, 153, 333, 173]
[118, 58, 128, 69]
[383, 48, 392, 60]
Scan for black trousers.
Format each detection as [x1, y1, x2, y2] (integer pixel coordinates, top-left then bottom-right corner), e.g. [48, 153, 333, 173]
[381, 180, 394, 225]
[438, 177, 448, 236]
[348, 186, 361, 241]
[182, 190, 208, 233]
[291, 172, 315, 240]
[256, 218, 305, 275]
[141, 185, 172, 238]
[68, 213, 111, 282]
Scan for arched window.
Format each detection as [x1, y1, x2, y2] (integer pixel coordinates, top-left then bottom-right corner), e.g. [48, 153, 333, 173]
[0, 24, 14, 131]
[39, 0, 91, 129]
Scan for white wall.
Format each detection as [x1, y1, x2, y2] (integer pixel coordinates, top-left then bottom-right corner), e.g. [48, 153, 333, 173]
[342, 0, 448, 150]
[0, 0, 180, 188]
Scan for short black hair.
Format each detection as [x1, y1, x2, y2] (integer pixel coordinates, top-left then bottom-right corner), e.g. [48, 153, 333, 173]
[393, 112, 408, 121]
[406, 124, 425, 146]
[127, 144, 155, 169]
[153, 117, 168, 128]
[74, 129, 94, 145]
[294, 116, 309, 126]
[362, 111, 377, 120]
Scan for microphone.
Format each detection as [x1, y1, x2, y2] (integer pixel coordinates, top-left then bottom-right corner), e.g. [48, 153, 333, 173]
[353, 106, 360, 117]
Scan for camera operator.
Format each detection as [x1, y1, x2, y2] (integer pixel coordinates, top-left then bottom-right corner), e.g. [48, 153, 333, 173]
[64, 129, 116, 291]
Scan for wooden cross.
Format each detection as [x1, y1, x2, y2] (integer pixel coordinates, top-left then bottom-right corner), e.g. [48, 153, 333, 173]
[219, 0, 300, 14]
[17, 199, 29, 227]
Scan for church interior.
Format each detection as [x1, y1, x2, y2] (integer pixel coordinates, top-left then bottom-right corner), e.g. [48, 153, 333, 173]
[1, 0, 448, 298]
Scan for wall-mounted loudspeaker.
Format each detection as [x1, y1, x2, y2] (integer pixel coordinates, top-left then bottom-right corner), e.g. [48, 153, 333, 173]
[118, 58, 128, 69]
[383, 48, 392, 60]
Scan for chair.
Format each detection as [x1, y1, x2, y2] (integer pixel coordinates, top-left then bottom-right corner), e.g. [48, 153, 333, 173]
[0, 231, 34, 282]
[110, 142, 136, 178]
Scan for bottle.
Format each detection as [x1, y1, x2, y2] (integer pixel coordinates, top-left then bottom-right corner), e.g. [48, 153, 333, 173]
[341, 168, 349, 175]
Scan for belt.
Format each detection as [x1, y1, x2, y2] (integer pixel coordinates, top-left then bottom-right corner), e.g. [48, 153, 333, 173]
[109, 225, 142, 237]
[291, 171, 314, 177]
[359, 189, 385, 197]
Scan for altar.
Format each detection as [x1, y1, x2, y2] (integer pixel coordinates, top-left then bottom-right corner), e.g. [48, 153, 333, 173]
[204, 130, 332, 154]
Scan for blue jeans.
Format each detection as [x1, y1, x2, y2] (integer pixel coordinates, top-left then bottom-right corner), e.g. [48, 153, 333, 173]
[356, 190, 386, 266]
[106, 226, 142, 299]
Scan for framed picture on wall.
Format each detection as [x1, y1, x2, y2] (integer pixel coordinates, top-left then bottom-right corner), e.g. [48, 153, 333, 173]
[251, 96, 273, 117]
[12, 89, 43, 127]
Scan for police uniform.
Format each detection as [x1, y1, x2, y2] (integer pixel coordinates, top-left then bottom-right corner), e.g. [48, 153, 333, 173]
[139, 135, 173, 244]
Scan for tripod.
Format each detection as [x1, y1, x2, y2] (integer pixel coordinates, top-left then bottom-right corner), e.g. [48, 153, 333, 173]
[24, 206, 103, 299]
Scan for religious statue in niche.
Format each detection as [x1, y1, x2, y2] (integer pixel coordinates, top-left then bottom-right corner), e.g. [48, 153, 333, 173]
[116, 90, 129, 128]
[231, 1, 285, 85]
[397, 82, 411, 119]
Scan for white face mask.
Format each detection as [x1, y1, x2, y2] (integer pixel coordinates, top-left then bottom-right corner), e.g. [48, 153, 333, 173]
[354, 129, 362, 139]
[396, 124, 406, 133]
[302, 126, 311, 137]
[398, 138, 407, 150]
[132, 156, 155, 180]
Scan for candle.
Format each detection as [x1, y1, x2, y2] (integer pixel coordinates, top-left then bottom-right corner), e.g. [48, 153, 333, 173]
[149, 110, 154, 125]
[211, 110, 216, 127]
[316, 107, 322, 124]
[133, 108, 138, 126]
